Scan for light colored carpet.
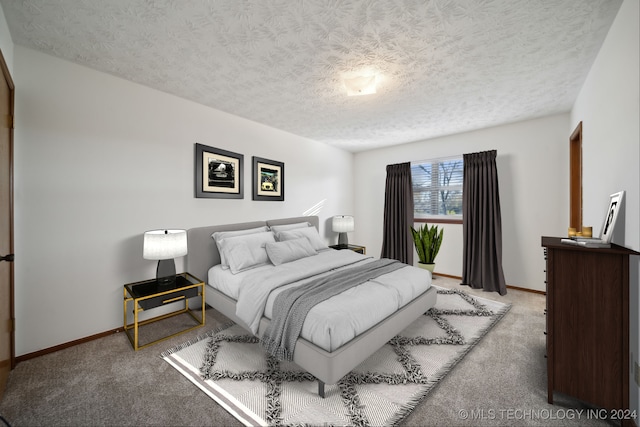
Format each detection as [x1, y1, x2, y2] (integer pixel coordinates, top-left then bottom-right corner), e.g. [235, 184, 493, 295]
[0, 276, 615, 426]
[162, 286, 510, 426]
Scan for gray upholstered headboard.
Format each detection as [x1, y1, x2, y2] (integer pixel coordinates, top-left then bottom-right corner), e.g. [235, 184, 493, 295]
[185, 216, 320, 284]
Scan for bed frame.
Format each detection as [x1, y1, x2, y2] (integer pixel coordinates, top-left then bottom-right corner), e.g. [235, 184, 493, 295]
[185, 216, 437, 397]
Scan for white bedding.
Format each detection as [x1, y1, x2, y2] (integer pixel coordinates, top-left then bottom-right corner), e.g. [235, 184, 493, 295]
[208, 249, 432, 352]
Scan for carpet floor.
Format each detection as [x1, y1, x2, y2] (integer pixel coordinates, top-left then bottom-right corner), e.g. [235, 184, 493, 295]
[0, 276, 615, 426]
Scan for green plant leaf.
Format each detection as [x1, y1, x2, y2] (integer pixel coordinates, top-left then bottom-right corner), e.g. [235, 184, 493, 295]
[410, 223, 444, 263]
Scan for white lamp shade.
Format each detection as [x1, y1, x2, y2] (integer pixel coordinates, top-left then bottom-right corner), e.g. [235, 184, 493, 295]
[332, 215, 354, 233]
[143, 229, 188, 260]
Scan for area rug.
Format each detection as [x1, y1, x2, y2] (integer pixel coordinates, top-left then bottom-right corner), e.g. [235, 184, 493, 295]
[162, 286, 510, 426]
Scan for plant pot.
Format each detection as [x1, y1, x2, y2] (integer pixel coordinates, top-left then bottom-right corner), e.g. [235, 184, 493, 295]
[417, 262, 435, 273]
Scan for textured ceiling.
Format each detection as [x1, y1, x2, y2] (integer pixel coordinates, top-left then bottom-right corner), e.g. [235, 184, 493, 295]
[0, 0, 623, 152]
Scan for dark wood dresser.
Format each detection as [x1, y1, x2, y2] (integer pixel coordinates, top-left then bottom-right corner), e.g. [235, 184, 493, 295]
[542, 236, 639, 423]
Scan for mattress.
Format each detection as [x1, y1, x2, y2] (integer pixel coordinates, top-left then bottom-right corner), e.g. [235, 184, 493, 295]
[208, 249, 432, 352]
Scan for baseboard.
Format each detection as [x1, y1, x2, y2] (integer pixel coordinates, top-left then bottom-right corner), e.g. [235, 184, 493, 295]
[433, 273, 546, 295]
[15, 278, 544, 365]
[15, 328, 122, 364]
[506, 284, 546, 295]
[15, 304, 213, 364]
[432, 272, 461, 280]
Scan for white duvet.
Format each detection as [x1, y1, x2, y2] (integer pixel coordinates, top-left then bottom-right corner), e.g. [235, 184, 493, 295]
[208, 249, 432, 352]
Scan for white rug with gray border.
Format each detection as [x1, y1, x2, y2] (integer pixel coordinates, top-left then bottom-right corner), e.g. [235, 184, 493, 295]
[162, 286, 510, 426]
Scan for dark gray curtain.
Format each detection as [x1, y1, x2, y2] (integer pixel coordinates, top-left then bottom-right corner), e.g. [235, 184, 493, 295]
[381, 162, 414, 264]
[461, 150, 507, 295]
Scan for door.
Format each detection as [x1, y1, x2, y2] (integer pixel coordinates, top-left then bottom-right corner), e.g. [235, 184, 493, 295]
[569, 122, 582, 231]
[0, 48, 14, 400]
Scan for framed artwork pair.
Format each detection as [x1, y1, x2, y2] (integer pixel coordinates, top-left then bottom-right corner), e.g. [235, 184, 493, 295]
[194, 143, 284, 201]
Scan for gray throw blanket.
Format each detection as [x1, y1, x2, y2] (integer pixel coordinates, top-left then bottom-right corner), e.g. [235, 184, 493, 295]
[261, 258, 406, 361]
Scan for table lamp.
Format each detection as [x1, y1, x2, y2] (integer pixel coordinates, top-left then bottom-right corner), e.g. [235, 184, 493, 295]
[332, 215, 354, 247]
[143, 229, 188, 285]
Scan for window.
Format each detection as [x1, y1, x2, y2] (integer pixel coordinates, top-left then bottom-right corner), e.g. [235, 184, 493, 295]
[411, 156, 463, 222]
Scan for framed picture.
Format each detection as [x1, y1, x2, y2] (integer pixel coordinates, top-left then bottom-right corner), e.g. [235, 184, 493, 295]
[195, 143, 243, 199]
[600, 191, 624, 243]
[252, 156, 284, 201]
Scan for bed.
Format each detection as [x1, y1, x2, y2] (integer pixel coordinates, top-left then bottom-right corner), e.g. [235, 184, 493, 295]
[185, 215, 437, 397]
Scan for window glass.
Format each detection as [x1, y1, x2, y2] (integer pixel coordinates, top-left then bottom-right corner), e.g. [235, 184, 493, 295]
[411, 157, 463, 219]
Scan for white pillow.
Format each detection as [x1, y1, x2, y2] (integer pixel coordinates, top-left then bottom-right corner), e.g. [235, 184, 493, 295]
[269, 222, 311, 232]
[275, 226, 328, 251]
[225, 231, 276, 274]
[212, 226, 269, 268]
[265, 238, 317, 266]
[217, 231, 275, 273]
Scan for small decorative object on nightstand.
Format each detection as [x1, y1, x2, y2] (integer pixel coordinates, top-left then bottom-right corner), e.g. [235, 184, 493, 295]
[123, 272, 205, 350]
[332, 215, 354, 247]
[329, 243, 366, 255]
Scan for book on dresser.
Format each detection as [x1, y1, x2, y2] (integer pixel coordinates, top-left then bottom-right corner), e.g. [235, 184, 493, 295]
[559, 237, 610, 248]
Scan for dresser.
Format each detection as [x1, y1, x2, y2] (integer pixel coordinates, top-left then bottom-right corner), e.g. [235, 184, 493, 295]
[542, 236, 638, 421]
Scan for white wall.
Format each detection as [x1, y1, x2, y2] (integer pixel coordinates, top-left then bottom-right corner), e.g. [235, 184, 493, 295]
[12, 46, 354, 356]
[0, 4, 12, 73]
[354, 114, 570, 291]
[571, 0, 640, 416]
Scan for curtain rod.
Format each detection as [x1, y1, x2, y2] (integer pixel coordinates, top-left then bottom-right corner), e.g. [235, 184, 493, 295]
[411, 154, 463, 164]
[411, 150, 498, 165]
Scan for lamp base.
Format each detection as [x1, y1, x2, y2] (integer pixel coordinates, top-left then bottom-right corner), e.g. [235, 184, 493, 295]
[156, 259, 177, 286]
[338, 232, 349, 247]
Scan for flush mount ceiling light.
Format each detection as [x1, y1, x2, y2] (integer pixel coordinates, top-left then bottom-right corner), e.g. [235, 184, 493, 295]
[343, 75, 377, 96]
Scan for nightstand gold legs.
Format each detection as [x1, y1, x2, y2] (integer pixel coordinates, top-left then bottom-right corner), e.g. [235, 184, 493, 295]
[123, 274, 205, 350]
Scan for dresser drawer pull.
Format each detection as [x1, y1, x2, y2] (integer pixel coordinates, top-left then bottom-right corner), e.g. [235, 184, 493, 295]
[163, 295, 186, 304]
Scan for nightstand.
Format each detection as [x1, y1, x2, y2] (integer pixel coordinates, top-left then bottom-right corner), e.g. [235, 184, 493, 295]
[123, 272, 205, 350]
[329, 244, 366, 254]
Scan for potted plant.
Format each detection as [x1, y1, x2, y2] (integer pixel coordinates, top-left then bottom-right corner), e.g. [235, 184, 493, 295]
[410, 223, 444, 273]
